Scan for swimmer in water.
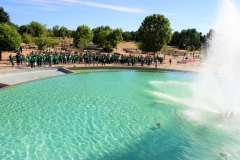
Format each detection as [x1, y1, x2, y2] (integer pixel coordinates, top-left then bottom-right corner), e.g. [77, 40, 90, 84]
[156, 122, 160, 128]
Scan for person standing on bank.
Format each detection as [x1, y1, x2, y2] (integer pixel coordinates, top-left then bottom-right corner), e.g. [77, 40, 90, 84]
[20, 53, 23, 65]
[169, 58, 172, 66]
[19, 46, 23, 53]
[9, 54, 14, 68]
[16, 52, 21, 66]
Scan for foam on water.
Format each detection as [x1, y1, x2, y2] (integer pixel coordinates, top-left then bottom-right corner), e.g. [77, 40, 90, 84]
[149, 90, 192, 107]
[150, 80, 191, 86]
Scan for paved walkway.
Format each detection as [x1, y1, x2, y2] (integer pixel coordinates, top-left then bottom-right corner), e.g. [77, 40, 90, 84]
[0, 67, 66, 87]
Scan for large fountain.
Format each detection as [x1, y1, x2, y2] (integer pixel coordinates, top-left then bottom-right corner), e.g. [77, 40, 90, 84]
[191, 0, 240, 117]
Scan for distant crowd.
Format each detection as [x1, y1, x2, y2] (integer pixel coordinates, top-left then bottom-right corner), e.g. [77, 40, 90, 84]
[9, 50, 170, 68]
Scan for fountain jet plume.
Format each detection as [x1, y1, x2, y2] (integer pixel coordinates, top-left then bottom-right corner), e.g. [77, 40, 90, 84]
[192, 0, 240, 116]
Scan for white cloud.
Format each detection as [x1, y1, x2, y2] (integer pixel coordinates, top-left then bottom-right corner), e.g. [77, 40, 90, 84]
[6, 0, 67, 11]
[8, 0, 66, 7]
[7, 0, 147, 13]
[61, 0, 147, 13]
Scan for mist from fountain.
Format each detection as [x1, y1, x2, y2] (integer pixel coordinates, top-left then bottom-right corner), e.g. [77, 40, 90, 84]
[192, 0, 240, 116]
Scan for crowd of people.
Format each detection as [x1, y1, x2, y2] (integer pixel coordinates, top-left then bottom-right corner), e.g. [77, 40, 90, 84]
[9, 52, 24, 68]
[9, 50, 171, 68]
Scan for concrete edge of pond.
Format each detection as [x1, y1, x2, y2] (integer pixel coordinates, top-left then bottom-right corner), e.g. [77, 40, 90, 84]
[66, 66, 197, 73]
[0, 66, 196, 90]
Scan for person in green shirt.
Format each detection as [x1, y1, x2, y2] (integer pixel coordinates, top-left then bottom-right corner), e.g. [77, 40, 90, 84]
[69, 54, 72, 64]
[40, 54, 44, 66]
[66, 53, 70, 64]
[9, 54, 14, 68]
[94, 54, 99, 66]
[89, 55, 93, 64]
[85, 55, 90, 66]
[74, 54, 78, 64]
[29, 55, 34, 68]
[31, 56, 36, 68]
[102, 55, 106, 66]
[106, 54, 110, 64]
[20, 54, 24, 65]
[49, 55, 53, 66]
[25, 54, 29, 67]
[36, 54, 40, 67]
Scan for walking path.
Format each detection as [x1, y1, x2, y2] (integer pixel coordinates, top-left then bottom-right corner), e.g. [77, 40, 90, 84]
[0, 67, 66, 86]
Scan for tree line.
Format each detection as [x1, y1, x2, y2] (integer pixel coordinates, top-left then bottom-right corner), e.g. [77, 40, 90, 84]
[0, 6, 213, 61]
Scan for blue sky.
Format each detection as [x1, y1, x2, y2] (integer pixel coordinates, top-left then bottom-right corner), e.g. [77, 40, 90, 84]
[2, 0, 240, 35]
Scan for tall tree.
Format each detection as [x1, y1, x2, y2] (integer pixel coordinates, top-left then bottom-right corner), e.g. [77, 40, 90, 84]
[47, 28, 54, 37]
[52, 25, 60, 37]
[73, 25, 93, 50]
[0, 23, 21, 60]
[59, 26, 72, 38]
[8, 22, 18, 30]
[28, 21, 47, 37]
[65, 29, 72, 38]
[170, 31, 180, 46]
[71, 30, 75, 38]
[52, 25, 72, 38]
[18, 25, 31, 35]
[59, 26, 68, 38]
[176, 28, 202, 50]
[21, 33, 32, 45]
[122, 31, 132, 41]
[138, 14, 172, 67]
[108, 28, 123, 52]
[130, 31, 139, 41]
[0, 7, 10, 24]
[34, 36, 59, 50]
[92, 26, 111, 46]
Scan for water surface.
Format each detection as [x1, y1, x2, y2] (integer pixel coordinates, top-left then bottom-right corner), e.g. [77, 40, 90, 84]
[0, 71, 239, 159]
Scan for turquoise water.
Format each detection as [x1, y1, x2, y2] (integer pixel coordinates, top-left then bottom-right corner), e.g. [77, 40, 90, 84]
[0, 70, 239, 159]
